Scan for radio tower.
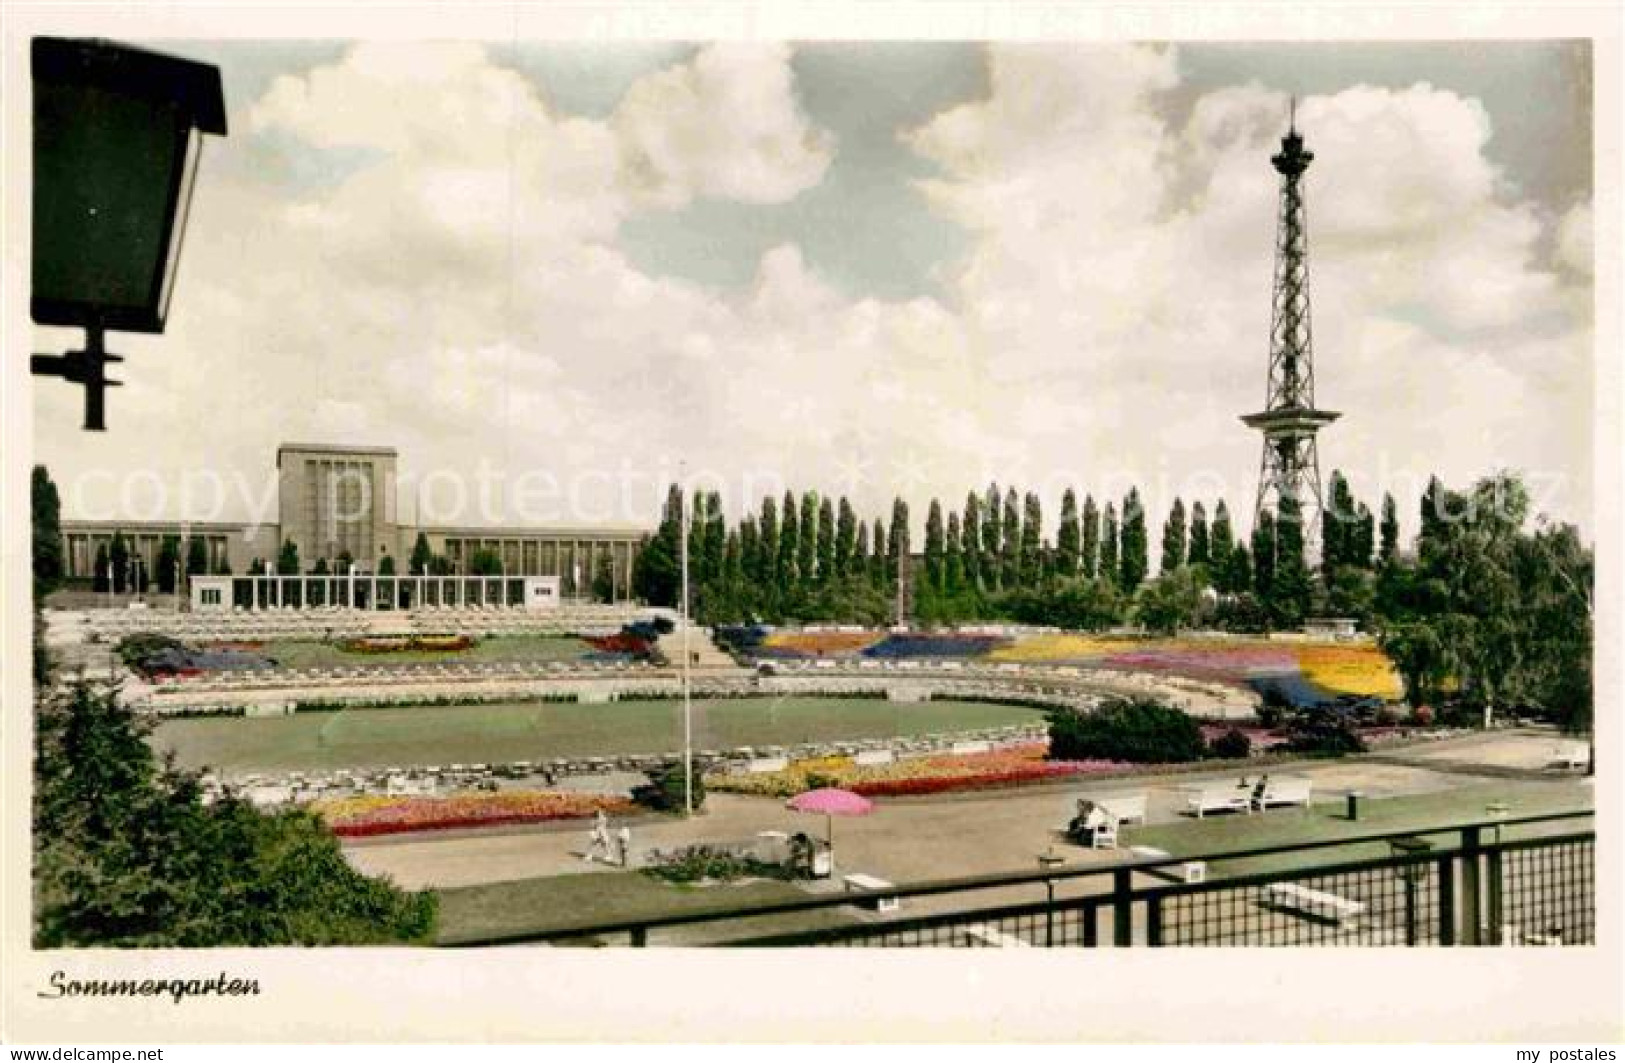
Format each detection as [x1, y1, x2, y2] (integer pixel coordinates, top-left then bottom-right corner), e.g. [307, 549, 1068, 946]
[1242, 101, 1339, 553]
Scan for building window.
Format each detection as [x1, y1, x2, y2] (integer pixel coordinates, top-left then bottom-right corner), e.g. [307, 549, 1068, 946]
[201, 588, 222, 606]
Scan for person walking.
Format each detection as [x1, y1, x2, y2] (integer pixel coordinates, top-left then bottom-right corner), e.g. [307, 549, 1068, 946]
[585, 810, 612, 863]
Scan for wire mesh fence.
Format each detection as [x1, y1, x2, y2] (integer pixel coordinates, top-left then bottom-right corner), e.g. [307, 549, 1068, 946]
[442, 813, 1593, 949]
[1495, 835, 1594, 946]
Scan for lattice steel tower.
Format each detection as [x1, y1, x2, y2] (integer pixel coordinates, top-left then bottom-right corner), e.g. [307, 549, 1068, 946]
[1241, 104, 1339, 550]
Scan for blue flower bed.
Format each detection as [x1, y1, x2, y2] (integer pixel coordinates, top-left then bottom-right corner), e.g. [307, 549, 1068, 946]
[1246, 672, 1335, 709]
[862, 634, 1006, 659]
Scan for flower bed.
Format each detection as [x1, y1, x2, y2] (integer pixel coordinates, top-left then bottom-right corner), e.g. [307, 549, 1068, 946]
[340, 634, 476, 655]
[314, 790, 635, 838]
[586, 633, 652, 656]
[1296, 645, 1403, 699]
[708, 743, 1129, 799]
[760, 631, 883, 657]
[863, 633, 1009, 659]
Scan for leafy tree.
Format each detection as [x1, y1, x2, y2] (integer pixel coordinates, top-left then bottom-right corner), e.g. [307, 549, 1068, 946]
[1001, 488, 1020, 591]
[276, 539, 301, 576]
[887, 497, 910, 595]
[982, 483, 1002, 591]
[1020, 492, 1042, 587]
[869, 518, 886, 587]
[632, 485, 683, 607]
[834, 498, 857, 579]
[924, 499, 946, 592]
[757, 495, 779, 589]
[593, 551, 616, 603]
[1379, 622, 1450, 707]
[34, 680, 435, 946]
[853, 520, 870, 587]
[1047, 697, 1206, 764]
[110, 531, 130, 593]
[961, 491, 983, 591]
[466, 549, 498, 576]
[1080, 494, 1100, 580]
[1210, 500, 1235, 582]
[92, 543, 110, 593]
[186, 535, 208, 577]
[1272, 494, 1313, 627]
[1208, 728, 1252, 759]
[703, 491, 726, 589]
[815, 497, 836, 586]
[943, 512, 965, 594]
[32, 466, 63, 598]
[1354, 502, 1376, 569]
[1379, 492, 1401, 565]
[633, 761, 705, 813]
[1160, 497, 1187, 574]
[1322, 470, 1358, 575]
[1133, 565, 1206, 635]
[778, 490, 801, 594]
[1099, 502, 1119, 589]
[1221, 543, 1253, 602]
[311, 557, 330, 576]
[1251, 511, 1277, 621]
[1118, 488, 1148, 592]
[1187, 501, 1210, 570]
[410, 531, 434, 575]
[1057, 489, 1081, 580]
[797, 491, 819, 591]
[156, 536, 180, 594]
[1419, 474, 1448, 548]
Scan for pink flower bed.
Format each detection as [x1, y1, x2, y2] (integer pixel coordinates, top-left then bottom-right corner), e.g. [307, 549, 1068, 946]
[1200, 724, 1290, 750]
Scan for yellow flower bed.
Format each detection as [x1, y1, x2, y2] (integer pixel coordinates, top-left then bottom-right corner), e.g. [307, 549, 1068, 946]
[762, 632, 880, 655]
[1294, 644, 1403, 699]
[988, 634, 1131, 661]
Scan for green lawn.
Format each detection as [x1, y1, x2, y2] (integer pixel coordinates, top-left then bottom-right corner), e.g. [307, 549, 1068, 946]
[435, 871, 861, 945]
[1121, 780, 1593, 879]
[204, 635, 594, 669]
[152, 697, 1045, 774]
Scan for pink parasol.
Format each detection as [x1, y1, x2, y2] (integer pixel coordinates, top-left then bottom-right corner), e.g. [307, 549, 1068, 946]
[786, 788, 874, 852]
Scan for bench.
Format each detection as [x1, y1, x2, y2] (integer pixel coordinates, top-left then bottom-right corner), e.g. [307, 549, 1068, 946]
[960, 924, 1031, 948]
[1094, 793, 1148, 825]
[843, 873, 900, 912]
[1263, 882, 1365, 925]
[1253, 776, 1313, 812]
[1183, 785, 1252, 818]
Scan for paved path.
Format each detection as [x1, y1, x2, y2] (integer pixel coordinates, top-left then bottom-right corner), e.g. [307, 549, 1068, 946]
[345, 729, 1588, 894]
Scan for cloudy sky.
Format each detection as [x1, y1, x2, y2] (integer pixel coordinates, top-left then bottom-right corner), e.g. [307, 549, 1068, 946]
[34, 39, 1594, 542]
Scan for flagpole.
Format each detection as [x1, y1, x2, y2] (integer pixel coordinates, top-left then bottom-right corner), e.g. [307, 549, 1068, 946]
[680, 462, 693, 817]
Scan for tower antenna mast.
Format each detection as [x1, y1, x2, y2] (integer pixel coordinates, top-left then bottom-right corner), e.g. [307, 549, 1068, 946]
[1241, 103, 1340, 555]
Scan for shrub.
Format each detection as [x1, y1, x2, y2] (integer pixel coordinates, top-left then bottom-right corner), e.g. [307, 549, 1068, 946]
[1207, 728, 1253, 760]
[1047, 697, 1207, 764]
[1256, 690, 1290, 730]
[1282, 720, 1367, 757]
[633, 761, 705, 813]
[644, 845, 790, 884]
[34, 680, 436, 946]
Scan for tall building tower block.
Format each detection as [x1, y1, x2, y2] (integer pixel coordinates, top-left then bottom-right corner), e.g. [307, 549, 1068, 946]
[1242, 105, 1339, 551]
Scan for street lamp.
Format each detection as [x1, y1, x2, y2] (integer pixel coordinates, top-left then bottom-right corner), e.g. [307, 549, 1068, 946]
[30, 38, 228, 430]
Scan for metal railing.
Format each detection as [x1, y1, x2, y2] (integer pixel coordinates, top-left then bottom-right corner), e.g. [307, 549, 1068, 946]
[439, 810, 1593, 948]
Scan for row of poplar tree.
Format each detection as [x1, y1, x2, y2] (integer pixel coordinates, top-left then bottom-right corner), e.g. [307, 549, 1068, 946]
[631, 470, 1402, 630]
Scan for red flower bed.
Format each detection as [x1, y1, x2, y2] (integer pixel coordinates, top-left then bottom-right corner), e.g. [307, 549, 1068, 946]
[587, 633, 651, 655]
